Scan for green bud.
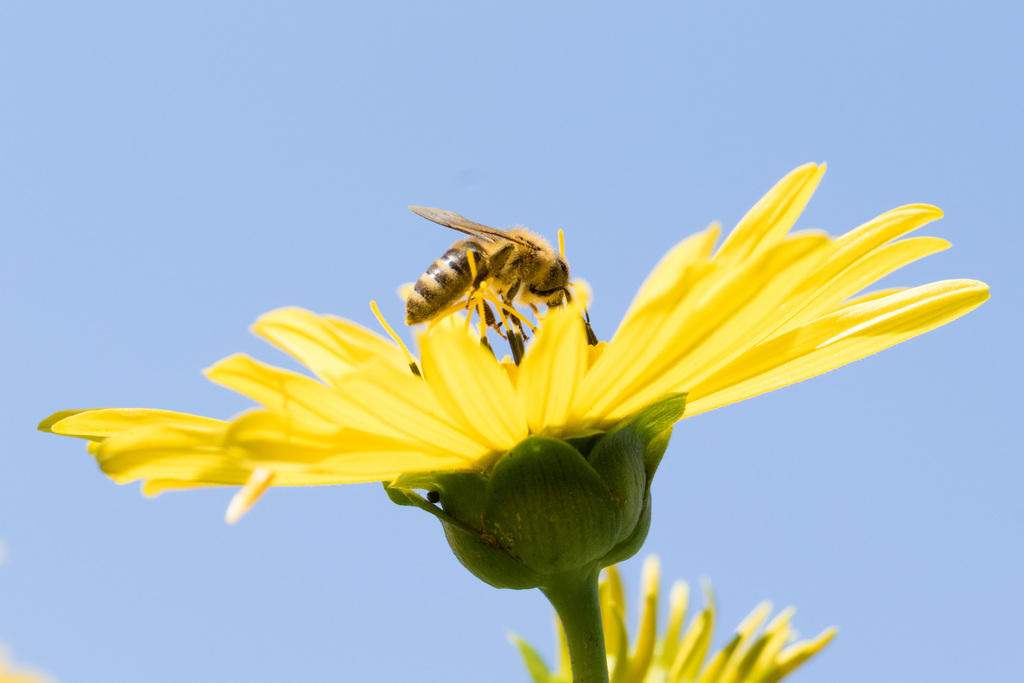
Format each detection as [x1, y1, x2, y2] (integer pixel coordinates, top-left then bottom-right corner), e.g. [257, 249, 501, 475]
[385, 394, 685, 590]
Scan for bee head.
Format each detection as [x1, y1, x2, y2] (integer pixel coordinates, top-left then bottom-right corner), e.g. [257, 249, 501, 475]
[538, 254, 571, 307]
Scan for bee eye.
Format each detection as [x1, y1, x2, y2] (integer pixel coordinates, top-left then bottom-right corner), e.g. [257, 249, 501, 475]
[550, 260, 569, 286]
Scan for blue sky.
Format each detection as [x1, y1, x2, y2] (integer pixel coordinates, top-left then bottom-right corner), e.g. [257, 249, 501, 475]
[1, 1, 1020, 681]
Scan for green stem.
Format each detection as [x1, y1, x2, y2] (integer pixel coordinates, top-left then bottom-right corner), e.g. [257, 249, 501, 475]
[541, 568, 608, 683]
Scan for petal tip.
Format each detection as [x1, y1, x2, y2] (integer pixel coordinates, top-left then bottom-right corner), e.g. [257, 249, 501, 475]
[250, 306, 310, 333]
[203, 353, 249, 378]
[38, 411, 70, 433]
[38, 409, 93, 434]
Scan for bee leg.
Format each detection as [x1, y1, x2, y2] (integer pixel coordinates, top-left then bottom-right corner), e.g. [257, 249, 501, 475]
[583, 306, 599, 346]
[510, 309, 529, 342]
[502, 283, 530, 343]
[501, 292, 526, 365]
[507, 328, 525, 365]
[481, 300, 506, 339]
[464, 295, 497, 355]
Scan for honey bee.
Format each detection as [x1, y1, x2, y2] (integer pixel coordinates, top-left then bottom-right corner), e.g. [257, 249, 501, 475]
[404, 206, 571, 328]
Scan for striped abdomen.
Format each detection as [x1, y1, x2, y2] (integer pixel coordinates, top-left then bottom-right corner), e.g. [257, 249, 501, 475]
[405, 241, 487, 324]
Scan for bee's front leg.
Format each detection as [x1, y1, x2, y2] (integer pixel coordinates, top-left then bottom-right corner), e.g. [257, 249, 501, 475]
[480, 300, 507, 339]
[503, 282, 529, 342]
[501, 289, 526, 364]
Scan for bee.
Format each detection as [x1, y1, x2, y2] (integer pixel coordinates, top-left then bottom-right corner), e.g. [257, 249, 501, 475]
[404, 206, 571, 329]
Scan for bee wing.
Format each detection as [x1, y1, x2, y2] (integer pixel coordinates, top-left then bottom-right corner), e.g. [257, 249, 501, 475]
[408, 206, 534, 247]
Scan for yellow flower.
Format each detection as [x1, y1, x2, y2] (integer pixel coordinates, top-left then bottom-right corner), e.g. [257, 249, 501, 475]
[40, 164, 988, 521]
[513, 556, 835, 683]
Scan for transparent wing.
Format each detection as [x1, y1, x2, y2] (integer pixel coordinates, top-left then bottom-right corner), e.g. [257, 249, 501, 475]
[408, 206, 534, 247]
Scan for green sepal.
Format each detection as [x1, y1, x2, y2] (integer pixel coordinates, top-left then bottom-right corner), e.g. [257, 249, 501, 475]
[644, 426, 674, 483]
[433, 471, 489, 529]
[600, 490, 651, 567]
[563, 429, 604, 458]
[484, 436, 621, 575]
[382, 394, 685, 592]
[440, 517, 543, 589]
[586, 425, 645, 545]
[387, 470, 443, 491]
[386, 469, 490, 527]
[382, 482, 419, 507]
[381, 484, 445, 519]
[615, 393, 686, 444]
[384, 481, 542, 589]
[611, 392, 685, 481]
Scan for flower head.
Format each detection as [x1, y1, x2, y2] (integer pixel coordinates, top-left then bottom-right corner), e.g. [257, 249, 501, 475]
[513, 556, 835, 683]
[40, 163, 988, 523]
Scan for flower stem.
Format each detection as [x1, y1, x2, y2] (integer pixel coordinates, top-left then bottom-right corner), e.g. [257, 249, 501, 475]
[541, 568, 608, 683]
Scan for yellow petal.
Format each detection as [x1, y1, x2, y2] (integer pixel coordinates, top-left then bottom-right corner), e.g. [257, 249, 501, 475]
[824, 287, 905, 311]
[669, 608, 713, 682]
[774, 235, 951, 334]
[833, 204, 942, 252]
[225, 467, 275, 524]
[620, 224, 720, 326]
[770, 627, 837, 680]
[695, 634, 740, 683]
[593, 230, 719, 398]
[44, 408, 224, 441]
[749, 607, 795, 678]
[585, 233, 833, 422]
[342, 362, 492, 458]
[584, 164, 829, 423]
[205, 353, 361, 431]
[141, 470, 371, 496]
[95, 423, 231, 481]
[252, 307, 406, 386]
[713, 163, 825, 266]
[518, 302, 588, 434]
[601, 564, 626, 659]
[659, 581, 689, 669]
[607, 605, 631, 683]
[687, 279, 989, 416]
[626, 556, 660, 683]
[225, 410, 476, 479]
[765, 201, 946, 334]
[501, 358, 519, 387]
[715, 602, 773, 683]
[419, 316, 527, 452]
[735, 601, 773, 639]
[206, 353, 485, 458]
